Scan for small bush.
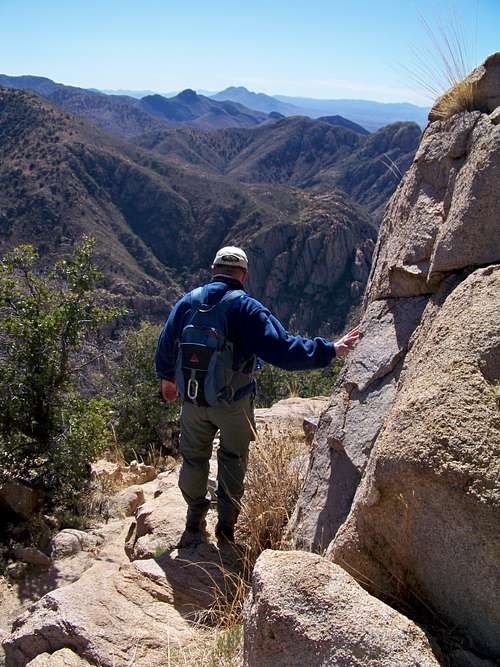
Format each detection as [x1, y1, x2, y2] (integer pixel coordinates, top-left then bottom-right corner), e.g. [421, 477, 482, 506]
[0, 238, 121, 511]
[109, 322, 180, 462]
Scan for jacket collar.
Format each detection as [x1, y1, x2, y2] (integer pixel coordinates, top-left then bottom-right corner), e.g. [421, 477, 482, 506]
[211, 275, 245, 291]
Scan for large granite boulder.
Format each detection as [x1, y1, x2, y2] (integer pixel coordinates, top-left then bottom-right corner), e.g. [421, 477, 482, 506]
[330, 265, 500, 658]
[290, 56, 500, 661]
[368, 109, 500, 300]
[244, 550, 440, 667]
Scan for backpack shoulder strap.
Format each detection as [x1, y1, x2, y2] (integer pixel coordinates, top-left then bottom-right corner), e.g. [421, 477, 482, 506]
[189, 286, 206, 309]
[217, 289, 245, 313]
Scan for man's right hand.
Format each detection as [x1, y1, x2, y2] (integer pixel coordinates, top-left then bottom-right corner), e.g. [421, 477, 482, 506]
[334, 326, 360, 357]
[160, 379, 179, 402]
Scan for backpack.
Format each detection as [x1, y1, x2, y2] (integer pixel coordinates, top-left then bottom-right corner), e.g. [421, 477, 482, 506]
[175, 286, 255, 406]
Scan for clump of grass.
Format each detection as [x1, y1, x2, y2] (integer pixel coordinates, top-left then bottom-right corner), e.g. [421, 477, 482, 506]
[430, 78, 476, 121]
[237, 423, 306, 574]
[401, 7, 479, 120]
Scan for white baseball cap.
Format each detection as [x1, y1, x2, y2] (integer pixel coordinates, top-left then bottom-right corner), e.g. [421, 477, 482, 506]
[212, 246, 248, 270]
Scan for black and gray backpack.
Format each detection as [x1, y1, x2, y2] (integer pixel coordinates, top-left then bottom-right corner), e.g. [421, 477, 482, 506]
[175, 287, 255, 406]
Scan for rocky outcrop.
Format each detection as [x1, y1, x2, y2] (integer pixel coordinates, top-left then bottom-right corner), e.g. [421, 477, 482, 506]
[244, 550, 440, 667]
[290, 56, 500, 660]
[368, 110, 500, 300]
[90, 460, 157, 488]
[289, 296, 427, 549]
[3, 458, 242, 666]
[430, 52, 500, 121]
[331, 265, 500, 656]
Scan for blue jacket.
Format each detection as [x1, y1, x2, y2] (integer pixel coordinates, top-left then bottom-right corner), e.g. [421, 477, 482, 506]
[155, 276, 336, 382]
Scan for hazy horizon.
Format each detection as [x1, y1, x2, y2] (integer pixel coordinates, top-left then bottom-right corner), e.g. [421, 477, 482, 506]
[1, 0, 498, 106]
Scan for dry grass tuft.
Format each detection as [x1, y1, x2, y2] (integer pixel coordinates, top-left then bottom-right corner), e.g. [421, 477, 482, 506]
[430, 78, 476, 120]
[236, 423, 306, 574]
[401, 7, 479, 120]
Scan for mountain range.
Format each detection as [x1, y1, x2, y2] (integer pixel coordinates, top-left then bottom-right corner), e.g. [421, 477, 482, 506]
[0, 76, 270, 137]
[99, 84, 430, 131]
[0, 86, 384, 333]
[135, 116, 419, 223]
[213, 87, 429, 130]
[0, 75, 422, 333]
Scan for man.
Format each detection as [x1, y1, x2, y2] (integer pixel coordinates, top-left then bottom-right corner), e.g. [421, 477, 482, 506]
[155, 246, 359, 543]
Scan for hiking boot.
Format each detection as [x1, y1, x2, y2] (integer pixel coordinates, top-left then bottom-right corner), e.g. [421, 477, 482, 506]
[215, 522, 235, 544]
[185, 510, 207, 532]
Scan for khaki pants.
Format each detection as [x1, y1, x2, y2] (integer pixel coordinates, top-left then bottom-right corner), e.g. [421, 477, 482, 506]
[179, 393, 256, 527]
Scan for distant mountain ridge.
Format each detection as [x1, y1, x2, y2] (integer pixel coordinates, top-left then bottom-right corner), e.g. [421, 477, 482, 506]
[213, 86, 429, 130]
[0, 75, 272, 136]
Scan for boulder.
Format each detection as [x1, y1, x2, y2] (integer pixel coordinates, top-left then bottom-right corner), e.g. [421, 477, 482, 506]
[123, 461, 157, 485]
[2, 560, 192, 666]
[125, 480, 189, 560]
[90, 460, 157, 489]
[0, 481, 39, 519]
[254, 396, 328, 429]
[27, 648, 91, 666]
[12, 548, 51, 569]
[430, 52, 500, 120]
[368, 110, 500, 300]
[4, 542, 242, 666]
[111, 485, 145, 517]
[50, 529, 103, 559]
[330, 265, 500, 658]
[244, 550, 440, 667]
[90, 460, 123, 486]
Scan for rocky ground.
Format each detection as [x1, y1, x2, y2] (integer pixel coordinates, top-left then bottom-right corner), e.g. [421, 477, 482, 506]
[0, 398, 326, 667]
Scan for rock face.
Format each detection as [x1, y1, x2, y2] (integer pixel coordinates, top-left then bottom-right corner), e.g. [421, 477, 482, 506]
[331, 265, 500, 656]
[291, 57, 500, 661]
[368, 111, 500, 300]
[244, 550, 440, 667]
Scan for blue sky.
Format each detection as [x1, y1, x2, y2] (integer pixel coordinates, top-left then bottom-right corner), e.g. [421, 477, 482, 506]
[0, 0, 498, 104]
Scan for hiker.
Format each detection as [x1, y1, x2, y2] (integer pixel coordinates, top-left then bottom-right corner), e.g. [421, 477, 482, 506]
[155, 246, 359, 543]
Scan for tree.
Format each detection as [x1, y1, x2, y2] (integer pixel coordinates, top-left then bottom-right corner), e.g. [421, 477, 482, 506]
[0, 237, 121, 508]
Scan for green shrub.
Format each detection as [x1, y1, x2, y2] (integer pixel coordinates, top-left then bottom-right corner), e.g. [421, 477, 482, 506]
[0, 238, 121, 510]
[110, 322, 180, 462]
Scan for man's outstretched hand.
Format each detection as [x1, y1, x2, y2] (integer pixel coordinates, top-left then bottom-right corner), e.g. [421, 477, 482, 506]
[334, 326, 360, 357]
[160, 379, 179, 402]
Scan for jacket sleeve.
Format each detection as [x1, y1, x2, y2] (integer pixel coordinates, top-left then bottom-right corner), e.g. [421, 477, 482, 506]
[240, 297, 336, 371]
[155, 297, 189, 381]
